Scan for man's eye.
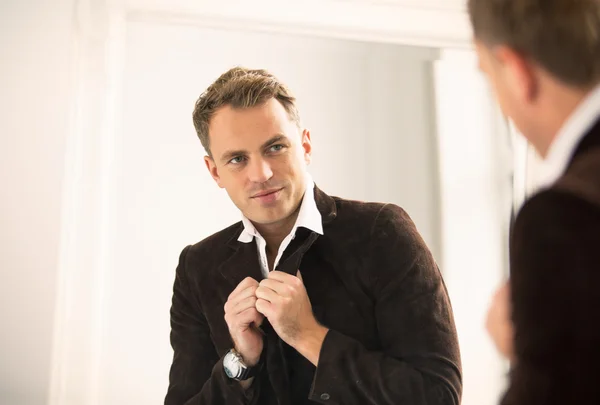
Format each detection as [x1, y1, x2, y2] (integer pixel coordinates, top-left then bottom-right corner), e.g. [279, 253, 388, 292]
[270, 144, 284, 152]
[229, 156, 245, 164]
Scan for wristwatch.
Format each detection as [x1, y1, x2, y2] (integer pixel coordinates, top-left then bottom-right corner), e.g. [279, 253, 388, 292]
[223, 349, 259, 381]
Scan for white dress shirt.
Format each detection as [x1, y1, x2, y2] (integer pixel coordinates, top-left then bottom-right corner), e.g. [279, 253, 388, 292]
[237, 174, 323, 278]
[537, 84, 600, 189]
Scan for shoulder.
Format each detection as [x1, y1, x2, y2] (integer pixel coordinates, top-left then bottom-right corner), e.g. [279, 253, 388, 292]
[340, 197, 418, 235]
[517, 185, 600, 230]
[176, 221, 243, 275]
[511, 188, 600, 292]
[512, 184, 600, 252]
[188, 221, 243, 255]
[331, 196, 414, 229]
[553, 148, 600, 208]
[512, 148, 600, 260]
[330, 195, 423, 248]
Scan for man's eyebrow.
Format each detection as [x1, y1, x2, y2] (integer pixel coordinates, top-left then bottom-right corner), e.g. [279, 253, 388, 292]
[219, 148, 246, 164]
[261, 134, 287, 149]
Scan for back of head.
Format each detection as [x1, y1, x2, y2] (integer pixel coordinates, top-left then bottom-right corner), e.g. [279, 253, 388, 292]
[468, 0, 600, 88]
[192, 67, 300, 156]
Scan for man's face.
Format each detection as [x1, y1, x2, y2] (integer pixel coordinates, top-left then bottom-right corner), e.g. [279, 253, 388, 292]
[204, 98, 312, 226]
[475, 40, 539, 142]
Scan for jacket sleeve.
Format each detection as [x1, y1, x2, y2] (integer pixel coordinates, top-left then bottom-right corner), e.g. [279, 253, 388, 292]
[164, 245, 260, 405]
[308, 204, 462, 405]
[501, 190, 600, 405]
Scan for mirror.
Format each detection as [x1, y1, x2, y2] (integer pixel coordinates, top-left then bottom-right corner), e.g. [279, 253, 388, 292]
[110, 22, 510, 405]
[2, 2, 517, 405]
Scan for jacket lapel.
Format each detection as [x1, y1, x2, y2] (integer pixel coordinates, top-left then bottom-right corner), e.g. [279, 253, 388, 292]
[258, 228, 319, 405]
[314, 184, 337, 226]
[276, 184, 336, 274]
[218, 224, 265, 288]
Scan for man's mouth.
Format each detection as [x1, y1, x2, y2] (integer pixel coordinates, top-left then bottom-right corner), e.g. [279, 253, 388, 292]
[251, 188, 283, 199]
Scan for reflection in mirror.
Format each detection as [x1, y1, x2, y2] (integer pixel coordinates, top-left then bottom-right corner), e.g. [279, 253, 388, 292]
[118, 24, 448, 401]
[97, 23, 511, 405]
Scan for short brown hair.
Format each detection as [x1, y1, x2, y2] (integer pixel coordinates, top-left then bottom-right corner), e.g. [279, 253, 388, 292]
[468, 0, 600, 87]
[192, 66, 301, 155]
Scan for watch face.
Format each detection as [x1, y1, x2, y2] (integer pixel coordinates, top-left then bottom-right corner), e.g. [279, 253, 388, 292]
[223, 351, 241, 379]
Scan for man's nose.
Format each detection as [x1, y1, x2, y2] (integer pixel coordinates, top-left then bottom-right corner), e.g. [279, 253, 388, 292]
[247, 157, 273, 184]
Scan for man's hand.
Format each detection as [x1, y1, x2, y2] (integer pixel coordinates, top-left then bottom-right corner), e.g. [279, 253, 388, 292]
[486, 281, 515, 362]
[255, 270, 328, 366]
[224, 277, 264, 367]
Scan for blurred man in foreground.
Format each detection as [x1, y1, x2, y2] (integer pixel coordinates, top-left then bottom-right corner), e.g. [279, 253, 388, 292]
[469, 0, 600, 403]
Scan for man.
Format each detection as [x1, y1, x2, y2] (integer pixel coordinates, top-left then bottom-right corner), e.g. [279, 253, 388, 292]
[468, 0, 600, 403]
[164, 67, 461, 405]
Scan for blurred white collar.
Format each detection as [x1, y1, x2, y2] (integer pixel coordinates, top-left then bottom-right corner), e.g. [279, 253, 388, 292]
[237, 174, 323, 243]
[537, 84, 600, 189]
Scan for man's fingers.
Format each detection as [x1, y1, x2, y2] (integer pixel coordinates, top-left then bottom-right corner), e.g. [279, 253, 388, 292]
[231, 295, 258, 315]
[268, 270, 303, 291]
[255, 298, 273, 318]
[225, 280, 259, 312]
[229, 277, 258, 299]
[267, 270, 297, 283]
[485, 281, 515, 360]
[256, 284, 280, 303]
[230, 285, 258, 303]
[258, 278, 289, 296]
[252, 311, 264, 328]
[237, 307, 264, 327]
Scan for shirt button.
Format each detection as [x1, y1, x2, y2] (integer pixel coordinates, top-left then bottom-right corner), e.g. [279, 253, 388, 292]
[320, 393, 330, 401]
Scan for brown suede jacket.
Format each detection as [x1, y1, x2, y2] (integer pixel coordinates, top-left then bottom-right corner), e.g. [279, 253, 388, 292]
[502, 120, 600, 405]
[164, 188, 462, 405]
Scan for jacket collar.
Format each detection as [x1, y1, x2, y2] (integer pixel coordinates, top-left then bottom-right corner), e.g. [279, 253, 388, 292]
[218, 185, 336, 287]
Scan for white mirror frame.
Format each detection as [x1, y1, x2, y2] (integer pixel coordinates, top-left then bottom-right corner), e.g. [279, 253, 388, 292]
[50, 1, 517, 404]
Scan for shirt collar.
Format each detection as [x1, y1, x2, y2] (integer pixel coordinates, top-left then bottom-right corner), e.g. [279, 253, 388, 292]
[237, 174, 323, 243]
[537, 84, 600, 189]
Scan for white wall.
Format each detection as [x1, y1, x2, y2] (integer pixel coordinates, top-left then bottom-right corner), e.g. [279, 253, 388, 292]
[0, 1, 74, 404]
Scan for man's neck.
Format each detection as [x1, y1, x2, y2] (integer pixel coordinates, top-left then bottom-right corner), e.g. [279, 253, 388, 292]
[535, 84, 592, 158]
[254, 202, 302, 255]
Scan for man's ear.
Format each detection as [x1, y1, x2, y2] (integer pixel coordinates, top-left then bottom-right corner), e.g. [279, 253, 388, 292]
[494, 45, 538, 103]
[301, 129, 312, 165]
[204, 155, 224, 188]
